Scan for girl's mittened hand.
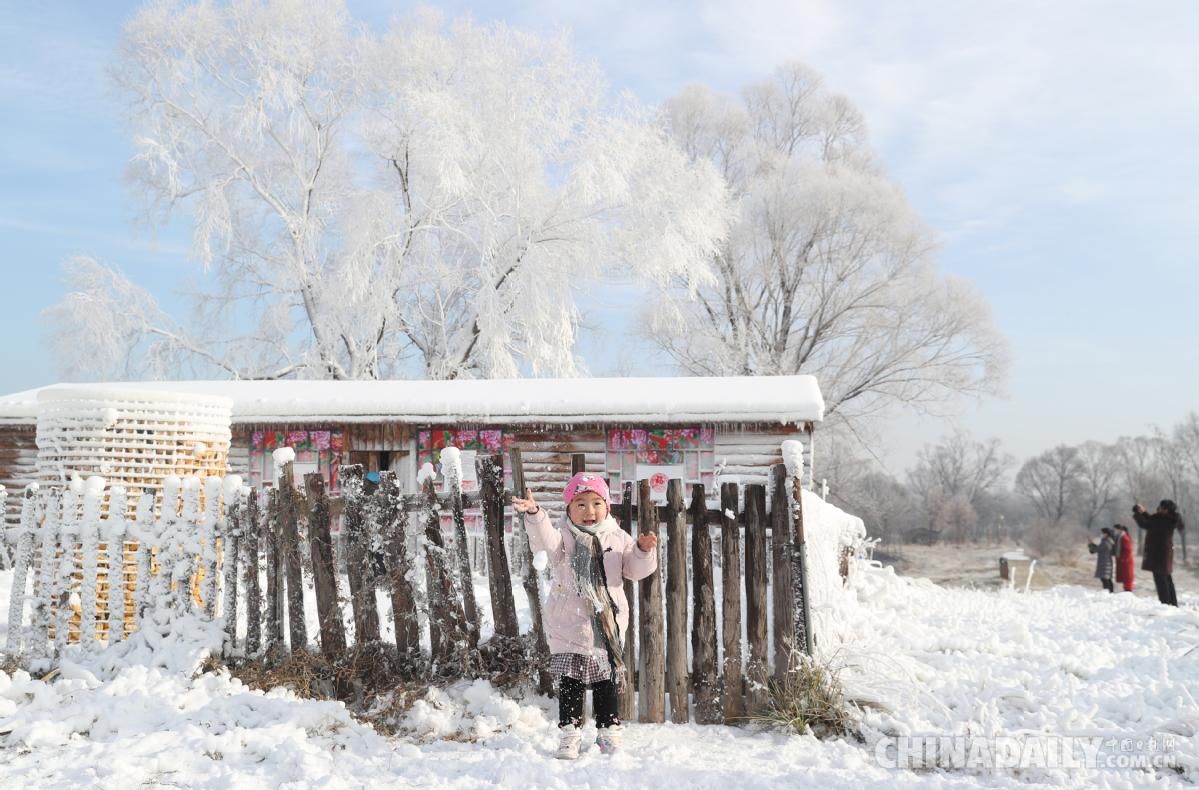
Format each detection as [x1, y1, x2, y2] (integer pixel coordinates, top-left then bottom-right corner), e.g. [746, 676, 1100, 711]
[512, 488, 539, 514]
[637, 533, 658, 552]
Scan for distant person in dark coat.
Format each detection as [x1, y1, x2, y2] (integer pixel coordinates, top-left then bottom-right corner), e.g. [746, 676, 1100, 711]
[1133, 499, 1185, 606]
[1088, 527, 1117, 592]
[1114, 525, 1135, 592]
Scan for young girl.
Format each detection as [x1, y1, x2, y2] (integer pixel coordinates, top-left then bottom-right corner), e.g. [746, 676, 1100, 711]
[512, 472, 658, 759]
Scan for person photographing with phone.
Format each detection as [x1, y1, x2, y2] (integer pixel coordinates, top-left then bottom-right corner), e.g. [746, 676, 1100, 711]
[1132, 499, 1185, 606]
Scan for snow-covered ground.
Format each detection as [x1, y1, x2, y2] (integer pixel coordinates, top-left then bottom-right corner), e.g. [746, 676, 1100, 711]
[2, 552, 1196, 789]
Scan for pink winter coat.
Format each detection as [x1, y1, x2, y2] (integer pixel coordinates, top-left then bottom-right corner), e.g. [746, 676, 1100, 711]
[524, 509, 658, 657]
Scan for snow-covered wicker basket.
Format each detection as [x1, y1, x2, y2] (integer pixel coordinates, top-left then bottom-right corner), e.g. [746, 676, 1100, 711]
[36, 387, 232, 511]
[33, 387, 232, 640]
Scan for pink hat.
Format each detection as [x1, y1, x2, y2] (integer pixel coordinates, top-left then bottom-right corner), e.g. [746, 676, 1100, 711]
[563, 472, 610, 506]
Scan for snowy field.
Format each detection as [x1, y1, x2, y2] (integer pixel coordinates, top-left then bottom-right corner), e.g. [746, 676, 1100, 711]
[2, 552, 1196, 789]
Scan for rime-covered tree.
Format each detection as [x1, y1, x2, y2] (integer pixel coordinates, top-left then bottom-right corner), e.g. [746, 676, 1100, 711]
[1015, 445, 1083, 525]
[649, 63, 1007, 425]
[46, 2, 727, 381]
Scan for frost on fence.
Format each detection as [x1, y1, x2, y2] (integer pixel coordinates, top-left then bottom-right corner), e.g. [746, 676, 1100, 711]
[3, 475, 231, 668]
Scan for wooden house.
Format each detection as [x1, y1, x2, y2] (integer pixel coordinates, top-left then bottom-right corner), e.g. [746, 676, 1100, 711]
[0, 376, 823, 527]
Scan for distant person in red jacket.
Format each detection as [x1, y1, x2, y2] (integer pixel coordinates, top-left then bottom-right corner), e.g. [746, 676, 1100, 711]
[1114, 524, 1135, 592]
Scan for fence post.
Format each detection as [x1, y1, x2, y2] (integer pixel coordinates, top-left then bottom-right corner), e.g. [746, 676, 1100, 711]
[32, 488, 62, 659]
[510, 447, 552, 696]
[278, 462, 309, 651]
[79, 477, 105, 649]
[744, 484, 769, 714]
[720, 481, 745, 721]
[305, 473, 346, 657]
[5, 486, 39, 654]
[446, 465, 480, 649]
[263, 487, 282, 653]
[478, 454, 520, 642]
[103, 486, 130, 645]
[689, 483, 720, 723]
[342, 465, 381, 645]
[617, 481, 637, 721]
[221, 486, 242, 656]
[637, 479, 665, 723]
[571, 453, 586, 476]
[244, 490, 262, 657]
[770, 464, 795, 677]
[790, 473, 814, 657]
[378, 471, 419, 664]
[665, 478, 689, 723]
[201, 476, 222, 618]
[131, 491, 155, 626]
[421, 476, 471, 672]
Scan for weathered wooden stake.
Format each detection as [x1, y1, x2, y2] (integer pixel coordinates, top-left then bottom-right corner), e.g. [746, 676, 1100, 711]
[770, 464, 795, 677]
[379, 471, 420, 662]
[243, 491, 262, 656]
[617, 481, 637, 721]
[478, 455, 519, 641]
[421, 477, 470, 670]
[571, 453, 586, 476]
[342, 465, 381, 644]
[278, 462, 308, 651]
[689, 483, 720, 723]
[636, 479, 665, 723]
[665, 479, 689, 723]
[264, 488, 282, 653]
[305, 473, 346, 657]
[221, 496, 241, 655]
[720, 482, 745, 721]
[447, 470, 481, 648]
[744, 484, 769, 714]
[510, 447, 552, 696]
[790, 474, 814, 656]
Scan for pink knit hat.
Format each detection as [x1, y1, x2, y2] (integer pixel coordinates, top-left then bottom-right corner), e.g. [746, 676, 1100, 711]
[563, 472, 610, 506]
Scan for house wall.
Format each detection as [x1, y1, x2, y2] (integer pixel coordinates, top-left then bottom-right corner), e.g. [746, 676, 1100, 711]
[0, 425, 38, 527]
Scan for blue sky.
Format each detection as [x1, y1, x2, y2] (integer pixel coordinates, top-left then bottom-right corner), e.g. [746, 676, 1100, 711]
[2, 1, 1196, 474]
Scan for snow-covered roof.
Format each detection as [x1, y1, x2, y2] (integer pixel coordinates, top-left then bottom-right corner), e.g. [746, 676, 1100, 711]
[0, 376, 824, 426]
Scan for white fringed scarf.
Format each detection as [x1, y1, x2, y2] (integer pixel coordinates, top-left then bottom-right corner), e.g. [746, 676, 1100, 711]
[567, 517, 625, 686]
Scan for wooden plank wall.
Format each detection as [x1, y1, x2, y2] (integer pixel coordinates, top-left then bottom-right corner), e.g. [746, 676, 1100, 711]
[0, 425, 37, 526]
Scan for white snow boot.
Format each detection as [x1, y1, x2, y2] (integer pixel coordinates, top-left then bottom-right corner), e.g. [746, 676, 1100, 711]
[555, 725, 582, 760]
[596, 725, 623, 755]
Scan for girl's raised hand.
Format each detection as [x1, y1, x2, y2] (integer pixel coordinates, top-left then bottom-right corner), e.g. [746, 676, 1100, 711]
[637, 532, 658, 553]
[511, 488, 540, 514]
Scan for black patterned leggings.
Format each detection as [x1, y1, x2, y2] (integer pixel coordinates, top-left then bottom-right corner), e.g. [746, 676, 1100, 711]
[558, 676, 620, 729]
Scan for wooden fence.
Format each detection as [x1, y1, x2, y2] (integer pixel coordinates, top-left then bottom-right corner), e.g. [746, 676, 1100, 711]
[4, 450, 818, 723]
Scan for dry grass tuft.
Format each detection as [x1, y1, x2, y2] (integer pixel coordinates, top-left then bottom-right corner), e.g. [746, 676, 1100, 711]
[750, 652, 859, 739]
